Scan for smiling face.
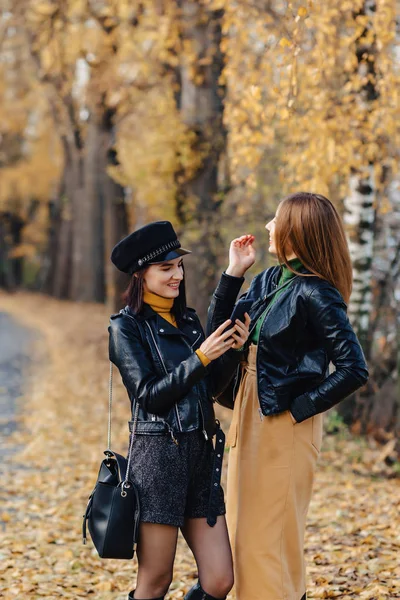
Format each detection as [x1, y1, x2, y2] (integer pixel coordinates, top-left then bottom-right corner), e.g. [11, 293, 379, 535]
[142, 256, 184, 298]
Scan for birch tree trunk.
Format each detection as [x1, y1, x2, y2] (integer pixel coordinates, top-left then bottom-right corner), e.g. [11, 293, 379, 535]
[344, 169, 376, 356]
[344, 0, 378, 357]
[365, 177, 400, 441]
[339, 0, 378, 428]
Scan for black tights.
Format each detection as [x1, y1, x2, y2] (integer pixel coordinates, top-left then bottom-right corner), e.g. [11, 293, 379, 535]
[133, 518, 233, 600]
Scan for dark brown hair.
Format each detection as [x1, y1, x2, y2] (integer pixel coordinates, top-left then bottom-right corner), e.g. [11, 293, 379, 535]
[274, 192, 353, 303]
[122, 265, 188, 320]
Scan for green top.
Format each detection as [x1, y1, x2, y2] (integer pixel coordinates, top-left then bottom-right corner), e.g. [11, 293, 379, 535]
[249, 258, 303, 345]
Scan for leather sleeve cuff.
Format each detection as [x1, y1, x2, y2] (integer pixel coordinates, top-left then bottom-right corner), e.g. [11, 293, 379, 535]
[214, 272, 245, 301]
[195, 349, 212, 367]
[290, 392, 317, 423]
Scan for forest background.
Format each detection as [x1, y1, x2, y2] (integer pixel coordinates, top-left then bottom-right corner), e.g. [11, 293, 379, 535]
[1, 0, 400, 448]
[1, 1, 400, 598]
[0, 0, 400, 468]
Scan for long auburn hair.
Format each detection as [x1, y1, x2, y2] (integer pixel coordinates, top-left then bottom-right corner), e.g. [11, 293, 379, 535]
[122, 265, 188, 320]
[274, 192, 352, 303]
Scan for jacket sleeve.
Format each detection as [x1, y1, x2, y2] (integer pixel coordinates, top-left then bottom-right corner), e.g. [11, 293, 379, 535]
[206, 272, 245, 336]
[109, 317, 207, 415]
[206, 272, 246, 404]
[290, 285, 369, 423]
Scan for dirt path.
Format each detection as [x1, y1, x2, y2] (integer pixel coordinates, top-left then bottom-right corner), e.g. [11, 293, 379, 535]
[0, 310, 36, 462]
[0, 293, 399, 600]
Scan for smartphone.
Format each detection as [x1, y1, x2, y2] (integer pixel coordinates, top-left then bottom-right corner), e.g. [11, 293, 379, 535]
[229, 299, 253, 324]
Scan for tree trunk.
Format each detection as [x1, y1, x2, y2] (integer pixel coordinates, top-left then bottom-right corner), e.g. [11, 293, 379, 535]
[0, 211, 25, 291]
[99, 112, 129, 312]
[338, 1, 378, 429]
[104, 192, 129, 312]
[176, 1, 226, 322]
[344, 169, 376, 356]
[51, 176, 73, 300]
[68, 133, 100, 302]
[41, 108, 128, 305]
[81, 113, 106, 302]
[348, 176, 400, 440]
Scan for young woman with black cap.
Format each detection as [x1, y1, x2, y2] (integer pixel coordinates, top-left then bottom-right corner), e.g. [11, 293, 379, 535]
[109, 221, 250, 600]
[207, 193, 369, 600]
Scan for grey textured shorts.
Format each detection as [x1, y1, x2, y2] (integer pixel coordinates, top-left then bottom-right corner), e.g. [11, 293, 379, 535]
[128, 429, 226, 527]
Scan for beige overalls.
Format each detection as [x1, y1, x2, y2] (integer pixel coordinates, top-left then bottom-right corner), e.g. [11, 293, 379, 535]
[226, 344, 323, 600]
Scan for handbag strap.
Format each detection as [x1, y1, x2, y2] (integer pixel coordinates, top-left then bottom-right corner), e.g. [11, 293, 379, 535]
[107, 361, 113, 451]
[107, 361, 139, 496]
[122, 401, 139, 495]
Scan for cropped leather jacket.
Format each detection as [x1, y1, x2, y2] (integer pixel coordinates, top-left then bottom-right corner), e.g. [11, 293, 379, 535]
[108, 304, 239, 439]
[207, 267, 369, 423]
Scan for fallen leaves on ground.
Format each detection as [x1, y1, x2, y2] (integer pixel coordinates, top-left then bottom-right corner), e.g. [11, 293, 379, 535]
[0, 292, 399, 600]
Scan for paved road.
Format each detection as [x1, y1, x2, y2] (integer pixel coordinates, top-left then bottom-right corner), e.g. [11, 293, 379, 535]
[0, 311, 36, 458]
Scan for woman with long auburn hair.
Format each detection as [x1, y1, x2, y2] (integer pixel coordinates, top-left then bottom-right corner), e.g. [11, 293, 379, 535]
[207, 192, 369, 600]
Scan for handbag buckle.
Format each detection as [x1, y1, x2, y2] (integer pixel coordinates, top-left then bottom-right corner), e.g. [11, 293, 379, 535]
[121, 480, 132, 497]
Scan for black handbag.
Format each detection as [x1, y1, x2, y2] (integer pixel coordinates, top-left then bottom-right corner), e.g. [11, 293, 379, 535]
[82, 363, 141, 559]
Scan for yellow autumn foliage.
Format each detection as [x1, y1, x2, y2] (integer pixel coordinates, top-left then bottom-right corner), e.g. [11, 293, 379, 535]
[1, 291, 400, 598]
[0, 0, 399, 232]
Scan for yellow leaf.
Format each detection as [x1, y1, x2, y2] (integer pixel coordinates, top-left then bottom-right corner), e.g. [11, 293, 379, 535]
[95, 581, 113, 591]
[298, 6, 308, 18]
[33, 2, 58, 16]
[279, 37, 292, 48]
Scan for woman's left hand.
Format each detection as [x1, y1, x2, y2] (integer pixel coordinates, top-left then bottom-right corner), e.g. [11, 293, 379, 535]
[231, 313, 251, 350]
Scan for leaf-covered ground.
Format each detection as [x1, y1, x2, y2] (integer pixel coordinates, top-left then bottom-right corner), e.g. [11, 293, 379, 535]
[0, 292, 399, 600]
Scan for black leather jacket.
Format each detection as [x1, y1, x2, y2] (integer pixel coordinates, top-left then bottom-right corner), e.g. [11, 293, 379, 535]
[108, 304, 237, 439]
[207, 267, 369, 423]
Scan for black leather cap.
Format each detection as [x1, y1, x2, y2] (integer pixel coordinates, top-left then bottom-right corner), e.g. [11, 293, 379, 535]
[111, 221, 191, 274]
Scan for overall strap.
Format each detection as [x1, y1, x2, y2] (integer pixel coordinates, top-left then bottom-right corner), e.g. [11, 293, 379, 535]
[248, 275, 299, 338]
[207, 421, 225, 527]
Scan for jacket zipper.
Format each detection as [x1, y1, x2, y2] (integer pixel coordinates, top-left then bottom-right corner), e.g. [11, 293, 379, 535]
[253, 276, 299, 420]
[124, 312, 158, 422]
[182, 331, 208, 440]
[198, 396, 208, 441]
[144, 322, 181, 441]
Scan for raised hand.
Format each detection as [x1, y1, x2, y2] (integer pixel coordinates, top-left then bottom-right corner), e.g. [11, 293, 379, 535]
[226, 234, 256, 278]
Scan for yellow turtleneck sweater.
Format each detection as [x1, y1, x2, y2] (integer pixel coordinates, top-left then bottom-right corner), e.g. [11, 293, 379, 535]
[143, 291, 211, 366]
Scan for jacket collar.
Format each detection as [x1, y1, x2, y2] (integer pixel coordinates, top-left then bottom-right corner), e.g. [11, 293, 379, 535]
[125, 303, 157, 322]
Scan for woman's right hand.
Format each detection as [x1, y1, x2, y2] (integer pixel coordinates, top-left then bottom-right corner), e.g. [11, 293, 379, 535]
[199, 320, 238, 361]
[226, 234, 256, 278]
